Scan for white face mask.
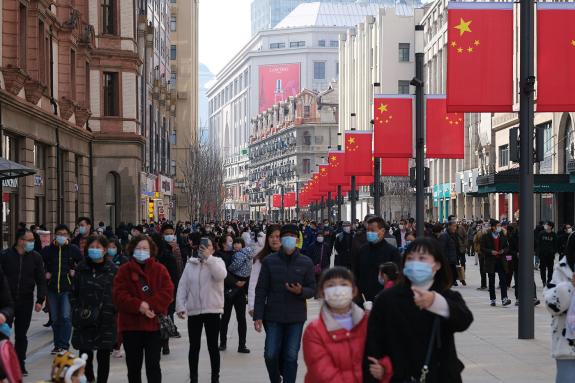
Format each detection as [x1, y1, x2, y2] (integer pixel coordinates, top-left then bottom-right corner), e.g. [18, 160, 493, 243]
[567, 228, 573, 234]
[317, 236, 324, 243]
[323, 285, 353, 309]
[343, 226, 351, 234]
[399, 224, 405, 230]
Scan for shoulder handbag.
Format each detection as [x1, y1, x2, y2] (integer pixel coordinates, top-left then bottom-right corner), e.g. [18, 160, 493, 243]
[418, 316, 441, 383]
[138, 275, 178, 340]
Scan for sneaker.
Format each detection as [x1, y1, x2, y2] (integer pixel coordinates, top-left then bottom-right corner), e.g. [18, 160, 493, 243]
[477, 286, 487, 291]
[502, 298, 512, 306]
[238, 346, 251, 354]
[534, 299, 540, 306]
[162, 346, 170, 355]
[490, 300, 496, 307]
[218, 343, 227, 351]
[112, 349, 124, 358]
[50, 347, 61, 355]
[21, 367, 28, 377]
[461, 280, 467, 286]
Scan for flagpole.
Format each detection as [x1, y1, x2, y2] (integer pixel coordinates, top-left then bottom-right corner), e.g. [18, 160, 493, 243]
[518, 0, 535, 340]
[350, 113, 357, 224]
[373, 83, 382, 217]
[337, 143, 343, 222]
[413, 24, 425, 238]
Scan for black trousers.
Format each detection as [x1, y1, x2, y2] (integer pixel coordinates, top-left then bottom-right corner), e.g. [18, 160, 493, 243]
[13, 298, 33, 369]
[489, 261, 508, 301]
[80, 349, 111, 383]
[122, 331, 162, 383]
[188, 314, 220, 383]
[220, 291, 247, 348]
[539, 254, 555, 287]
[478, 254, 487, 288]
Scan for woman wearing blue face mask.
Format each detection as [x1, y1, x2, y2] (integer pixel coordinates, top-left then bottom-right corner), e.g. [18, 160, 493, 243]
[253, 224, 316, 383]
[70, 236, 117, 383]
[112, 235, 174, 383]
[363, 238, 474, 383]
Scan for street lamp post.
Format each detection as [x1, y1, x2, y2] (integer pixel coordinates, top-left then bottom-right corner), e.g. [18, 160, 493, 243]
[373, 83, 382, 217]
[280, 184, 285, 222]
[350, 113, 357, 223]
[412, 24, 425, 238]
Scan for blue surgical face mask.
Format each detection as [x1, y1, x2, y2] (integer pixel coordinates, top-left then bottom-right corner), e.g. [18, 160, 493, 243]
[24, 241, 35, 253]
[164, 234, 175, 242]
[403, 260, 434, 285]
[79, 376, 88, 383]
[55, 235, 67, 246]
[366, 231, 379, 243]
[107, 247, 118, 257]
[79, 226, 88, 235]
[88, 248, 104, 261]
[378, 276, 386, 286]
[281, 236, 297, 251]
[133, 249, 150, 263]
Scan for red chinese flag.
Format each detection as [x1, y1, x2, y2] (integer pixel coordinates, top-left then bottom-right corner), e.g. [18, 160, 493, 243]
[537, 3, 575, 112]
[318, 165, 331, 194]
[344, 131, 372, 176]
[272, 194, 281, 208]
[381, 158, 410, 177]
[328, 151, 348, 186]
[447, 3, 513, 112]
[356, 175, 374, 187]
[426, 95, 464, 159]
[284, 192, 296, 208]
[374, 95, 413, 158]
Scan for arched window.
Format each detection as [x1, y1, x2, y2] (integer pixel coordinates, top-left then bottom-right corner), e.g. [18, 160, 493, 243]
[105, 172, 119, 229]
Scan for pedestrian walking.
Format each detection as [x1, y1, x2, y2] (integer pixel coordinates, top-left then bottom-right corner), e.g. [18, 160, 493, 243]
[112, 235, 174, 383]
[72, 217, 93, 256]
[439, 220, 460, 287]
[480, 219, 512, 307]
[333, 221, 353, 269]
[303, 266, 382, 383]
[254, 224, 316, 383]
[307, 232, 332, 288]
[71, 235, 117, 383]
[42, 225, 83, 354]
[544, 245, 575, 382]
[363, 238, 474, 383]
[538, 222, 558, 287]
[0, 228, 46, 375]
[176, 236, 227, 383]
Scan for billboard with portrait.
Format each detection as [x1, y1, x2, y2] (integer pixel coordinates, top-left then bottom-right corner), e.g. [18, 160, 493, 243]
[258, 63, 301, 112]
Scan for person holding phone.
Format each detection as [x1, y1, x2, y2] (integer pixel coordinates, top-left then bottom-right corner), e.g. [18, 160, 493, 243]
[176, 237, 227, 383]
[480, 219, 512, 307]
[254, 224, 316, 383]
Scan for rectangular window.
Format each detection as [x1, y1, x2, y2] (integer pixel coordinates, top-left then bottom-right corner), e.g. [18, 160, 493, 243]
[330, 40, 339, 48]
[542, 122, 553, 156]
[170, 45, 176, 60]
[399, 43, 410, 62]
[302, 159, 311, 174]
[102, 0, 116, 35]
[85, 61, 90, 106]
[170, 15, 176, 31]
[18, 4, 27, 69]
[70, 49, 76, 99]
[313, 62, 325, 80]
[33, 143, 45, 169]
[103, 72, 119, 116]
[499, 144, 509, 167]
[304, 106, 310, 118]
[35, 197, 46, 228]
[398, 80, 410, 95]
[39, 21, 46, 84]
[289, 41, 305, 48]
[269, 42, 285, 49]
[170, 73, 176, 89]
[318, 40, 326, 47]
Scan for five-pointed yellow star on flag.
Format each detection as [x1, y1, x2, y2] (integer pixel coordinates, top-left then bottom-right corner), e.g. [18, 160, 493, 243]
[474, 40, 480, 46]
[331, 156, 337, 161]
[571, 39, 575, 47]
[378, 104, 388, 113]
[467, 47, 473, 53]
[451, 41, 457, 47]
[454, 18, 472, 36]
[348, 137, 355, 144]
[457, 47, 463, 54]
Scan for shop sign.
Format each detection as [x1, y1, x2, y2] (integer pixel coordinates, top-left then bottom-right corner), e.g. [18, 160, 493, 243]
[140, 173, 157, 197]
[34, 175, 43, 187]
[157, 175, 172, 196]
[2, 178, 18, 188]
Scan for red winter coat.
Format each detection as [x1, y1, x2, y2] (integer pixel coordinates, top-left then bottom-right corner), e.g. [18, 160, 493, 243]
[113, 258, 174, 333]
[303, 304, 369, 383]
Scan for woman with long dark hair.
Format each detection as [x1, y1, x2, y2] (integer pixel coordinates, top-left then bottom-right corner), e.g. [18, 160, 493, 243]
[363, 238, 473, 383]
[248, 225, 282, 317]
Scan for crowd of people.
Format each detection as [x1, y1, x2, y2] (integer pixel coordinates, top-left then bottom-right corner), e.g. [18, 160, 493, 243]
[0, 213, 570, 382]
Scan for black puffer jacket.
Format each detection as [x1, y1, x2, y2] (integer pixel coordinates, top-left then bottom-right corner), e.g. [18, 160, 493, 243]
[439, 232, 459, 265]
[71, 259, 117, 350]
[254, 249, 316, 323]
[0, 247, 46, 304]
[334, 231, 354, 269]
[41, 242, 83, 293]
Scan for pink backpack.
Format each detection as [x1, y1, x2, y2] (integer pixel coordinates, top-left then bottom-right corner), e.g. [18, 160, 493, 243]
[0, 339, 22, 383]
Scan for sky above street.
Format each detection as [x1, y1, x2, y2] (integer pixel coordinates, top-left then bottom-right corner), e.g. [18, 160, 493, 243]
[199, 0, 252, 75]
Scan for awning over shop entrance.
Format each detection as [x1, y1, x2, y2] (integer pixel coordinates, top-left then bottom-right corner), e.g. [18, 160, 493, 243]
[477, 169, 575, 194]
[0, 158, 36, 180]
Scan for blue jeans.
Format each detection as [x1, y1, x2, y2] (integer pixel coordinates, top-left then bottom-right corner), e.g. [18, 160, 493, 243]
[48, 291, 72, 349]
[263, 321, 304, 383]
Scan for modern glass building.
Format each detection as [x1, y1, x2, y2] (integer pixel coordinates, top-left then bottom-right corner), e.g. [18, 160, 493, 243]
[250, 0, 399, 36]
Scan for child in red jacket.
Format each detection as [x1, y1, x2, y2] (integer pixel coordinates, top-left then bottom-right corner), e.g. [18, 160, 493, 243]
[303, 267, 392, 383]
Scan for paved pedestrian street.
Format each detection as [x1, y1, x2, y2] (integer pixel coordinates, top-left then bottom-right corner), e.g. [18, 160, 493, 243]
[24, 261, 555, 382]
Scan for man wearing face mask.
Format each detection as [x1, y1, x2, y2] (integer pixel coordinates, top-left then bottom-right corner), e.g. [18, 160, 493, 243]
[254, 224, 316, 383]
[480, 220, 512, 307]
[334, 222, 354, 269]
[71, 217, 93, 257]
[352, 217, 401, 302]
[537, 221, 558, 287]
[0, 229, 46, 375]
[308, 233, 332, 287]
[41, 225, 83, 355]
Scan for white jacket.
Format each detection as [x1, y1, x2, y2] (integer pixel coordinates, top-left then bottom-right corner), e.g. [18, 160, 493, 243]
[176, 255, 227, 316]
[544, 256, 575, 359]
[248, 259, 262, 312]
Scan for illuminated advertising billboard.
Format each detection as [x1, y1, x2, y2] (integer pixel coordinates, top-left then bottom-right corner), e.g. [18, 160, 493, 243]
[258, 63, 301, 112]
